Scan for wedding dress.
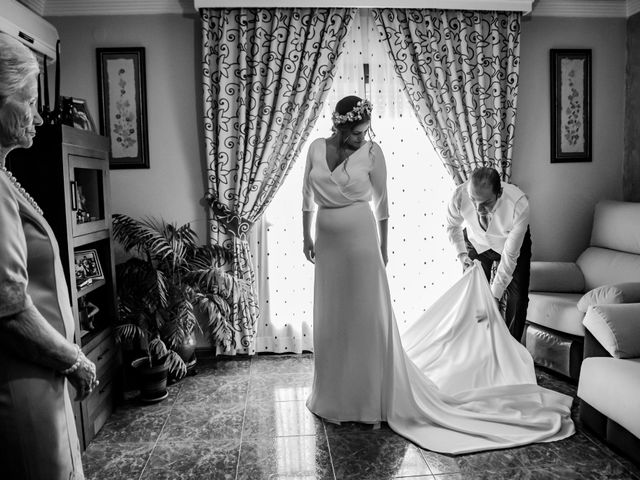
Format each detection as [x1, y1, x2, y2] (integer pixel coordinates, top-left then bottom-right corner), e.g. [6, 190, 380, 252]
[303, 137, 575, 454]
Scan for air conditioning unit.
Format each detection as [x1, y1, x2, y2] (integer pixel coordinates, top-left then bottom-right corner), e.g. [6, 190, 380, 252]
[0, 0, 58, 60]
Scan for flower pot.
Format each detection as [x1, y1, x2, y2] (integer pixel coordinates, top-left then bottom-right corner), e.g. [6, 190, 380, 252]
[176, 331, 198, 376]
[131, 357, 169, 403]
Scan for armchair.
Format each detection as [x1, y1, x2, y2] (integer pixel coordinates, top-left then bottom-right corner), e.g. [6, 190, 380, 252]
[577, 303, 640, 465]
[523, 200, 640, 380]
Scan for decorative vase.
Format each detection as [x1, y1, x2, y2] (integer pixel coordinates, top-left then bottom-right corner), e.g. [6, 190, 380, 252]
[131, 357, 169, 403]
[176, 331, 198, 376]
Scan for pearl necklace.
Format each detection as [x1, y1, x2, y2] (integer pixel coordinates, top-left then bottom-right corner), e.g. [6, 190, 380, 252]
[0, 165, 44, 216]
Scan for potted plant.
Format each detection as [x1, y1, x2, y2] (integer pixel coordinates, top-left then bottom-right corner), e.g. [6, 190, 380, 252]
[112, 214, 244, 397]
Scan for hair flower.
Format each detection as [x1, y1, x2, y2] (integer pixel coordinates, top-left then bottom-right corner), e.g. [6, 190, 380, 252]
[332, 99, 373, 125]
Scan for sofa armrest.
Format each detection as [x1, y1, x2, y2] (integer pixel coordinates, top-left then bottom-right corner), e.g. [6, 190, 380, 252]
[529, 261, 585, 293]
[577, 282, 640, 312]
[582, 304, 640, 358]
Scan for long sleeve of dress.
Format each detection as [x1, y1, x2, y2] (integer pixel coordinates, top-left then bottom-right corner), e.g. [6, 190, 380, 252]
[0, 180, 33, 319]
[369, 142, 389, 221]
[491, 195, 530, 299]
[302, 140, 316, 212]
[445, 186, 467, 256]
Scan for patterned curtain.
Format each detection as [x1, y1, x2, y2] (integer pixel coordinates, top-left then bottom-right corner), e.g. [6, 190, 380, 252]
[201, 8, 356, 354]
[372, 9, 522, 184]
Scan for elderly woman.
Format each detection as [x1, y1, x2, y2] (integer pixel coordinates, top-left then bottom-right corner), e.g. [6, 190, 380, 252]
[0, 33, 97, 479]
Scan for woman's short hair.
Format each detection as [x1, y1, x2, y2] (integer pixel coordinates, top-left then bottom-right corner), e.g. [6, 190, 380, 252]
[0, 33, 39, 146]
[470, 167, 502, 195]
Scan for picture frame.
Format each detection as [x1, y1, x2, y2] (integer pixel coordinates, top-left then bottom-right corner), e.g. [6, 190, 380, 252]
[61, 97, 96, 132]
[550, 49, 592, 163]
[74, 249, 104, 288]
[96, 47, 150, 169]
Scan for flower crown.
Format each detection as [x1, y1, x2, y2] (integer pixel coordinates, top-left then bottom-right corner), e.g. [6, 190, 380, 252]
[332, 99, 373, 125]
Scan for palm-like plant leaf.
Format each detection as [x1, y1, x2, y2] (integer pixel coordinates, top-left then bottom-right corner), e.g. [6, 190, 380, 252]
[166, 350, 187, 381]
[114, 213, 241, 365]
[115, 324, 146, 343]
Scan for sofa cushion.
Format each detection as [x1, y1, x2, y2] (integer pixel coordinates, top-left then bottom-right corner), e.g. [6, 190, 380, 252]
[578, 357, 640, 438]
[582, 304, 640, 358]
[577, 283, 640, 313]
[590, 200, 640, 255]
[527, 292, 584, 336]
[529, 262, 585, 293]
[576, 247, 640, 291]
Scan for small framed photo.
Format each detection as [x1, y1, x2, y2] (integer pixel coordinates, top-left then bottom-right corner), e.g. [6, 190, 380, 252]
[61, 97, 96, 132]
[96, 47, 150, 169]
[550, 49, 592, 163]
[74, 249, 104, 288]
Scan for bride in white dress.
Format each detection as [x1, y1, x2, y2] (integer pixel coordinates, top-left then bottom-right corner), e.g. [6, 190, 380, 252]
[301, 95, 574, 454]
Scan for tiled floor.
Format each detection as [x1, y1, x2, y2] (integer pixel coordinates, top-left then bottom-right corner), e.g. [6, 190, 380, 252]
[83, 354, 640, 480]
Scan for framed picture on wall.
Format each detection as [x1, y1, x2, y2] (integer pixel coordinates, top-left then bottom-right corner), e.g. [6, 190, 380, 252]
[550, 49, 592, 163]
[96, 47, 150, 169]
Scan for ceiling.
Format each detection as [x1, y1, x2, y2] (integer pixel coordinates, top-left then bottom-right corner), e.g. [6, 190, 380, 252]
[15, 0, 640, 18]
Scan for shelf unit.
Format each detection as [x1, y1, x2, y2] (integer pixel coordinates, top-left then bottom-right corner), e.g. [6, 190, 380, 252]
[7, 125, 120, 450]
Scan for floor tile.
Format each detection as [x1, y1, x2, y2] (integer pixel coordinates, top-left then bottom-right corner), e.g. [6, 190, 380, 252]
[243, 399, 324, 438]
[139, 439, 240, 480]
[250, 353, 315, 375]
[236, 435, 334, 480]
[158, 401, 245, 442]
[82, 442, 153, 480]
[175, 374, 249, 405]
[197, 356, 252, 377]
[421, 448, 524, 475]
[90, 401, 174, 443]
[549, 432, 616, 466]
[329, 431, 432, 479]
[525, 460, 640, 479]
[247, 372, 313, 403]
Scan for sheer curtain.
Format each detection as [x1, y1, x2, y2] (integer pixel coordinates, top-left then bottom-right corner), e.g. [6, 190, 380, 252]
[254, 10, 459, 353]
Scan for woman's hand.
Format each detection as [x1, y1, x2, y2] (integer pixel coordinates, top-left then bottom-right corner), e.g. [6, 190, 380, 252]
[66, 353, 98, 401]
[303, 237, 315, 264]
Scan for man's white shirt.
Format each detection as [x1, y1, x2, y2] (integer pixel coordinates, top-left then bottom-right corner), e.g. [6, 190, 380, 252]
[446, 181, 530, 299]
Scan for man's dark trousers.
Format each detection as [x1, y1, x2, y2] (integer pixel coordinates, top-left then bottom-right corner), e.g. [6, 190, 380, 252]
[464, 227, 532, 342]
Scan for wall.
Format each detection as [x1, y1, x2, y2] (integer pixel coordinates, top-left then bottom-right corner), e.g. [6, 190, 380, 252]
[624, 12, 640, 202]
[513, 16, 626, 261]
[48, 13, 628, 267]
[47, 14, 207, 247]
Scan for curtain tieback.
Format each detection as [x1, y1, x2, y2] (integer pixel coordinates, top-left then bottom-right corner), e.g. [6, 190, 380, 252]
[205, 193, 253, 239]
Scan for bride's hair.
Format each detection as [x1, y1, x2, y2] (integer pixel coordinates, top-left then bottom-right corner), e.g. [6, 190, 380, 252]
[332, 95, 375, 178]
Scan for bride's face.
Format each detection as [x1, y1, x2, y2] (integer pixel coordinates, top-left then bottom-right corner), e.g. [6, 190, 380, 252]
[345, 120, 370, 149]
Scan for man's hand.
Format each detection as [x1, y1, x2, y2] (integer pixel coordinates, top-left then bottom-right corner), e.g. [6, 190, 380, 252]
[458, 253, 474, 271]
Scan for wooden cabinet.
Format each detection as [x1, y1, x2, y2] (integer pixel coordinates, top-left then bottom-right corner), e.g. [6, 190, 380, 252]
[7, 125, 120, 450]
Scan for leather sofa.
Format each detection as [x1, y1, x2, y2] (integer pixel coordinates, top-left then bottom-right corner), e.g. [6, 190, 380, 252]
[578, 303, 640, 464]
[523, 200, 640, 380]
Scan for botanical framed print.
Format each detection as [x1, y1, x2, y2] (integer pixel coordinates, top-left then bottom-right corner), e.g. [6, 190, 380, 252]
[550, 49, 592, 163]
[96, 47, 150, 169]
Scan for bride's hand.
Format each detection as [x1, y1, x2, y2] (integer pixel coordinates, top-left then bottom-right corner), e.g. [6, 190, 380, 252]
[303, 237, 315, 264]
